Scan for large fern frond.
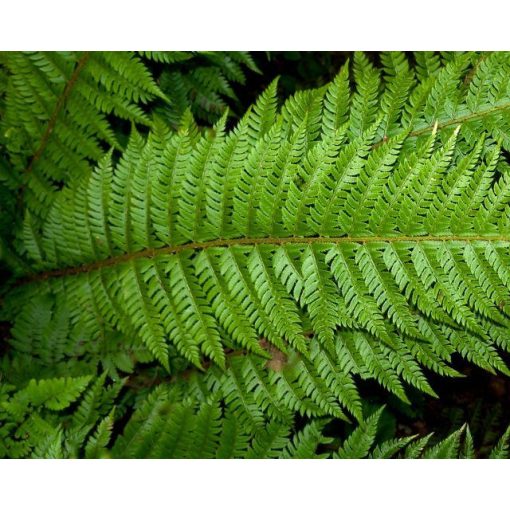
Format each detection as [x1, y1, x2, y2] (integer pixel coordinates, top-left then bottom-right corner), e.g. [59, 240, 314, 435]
[4, 52, 510, 456]
[7, 52, 510, 418]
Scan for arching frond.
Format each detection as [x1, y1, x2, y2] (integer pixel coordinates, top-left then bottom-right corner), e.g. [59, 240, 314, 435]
[4, 51, 510, 458]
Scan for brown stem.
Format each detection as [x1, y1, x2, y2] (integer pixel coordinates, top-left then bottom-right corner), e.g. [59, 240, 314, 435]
[24, 52, 91, 178]
[17, 234, 510, 287]
[373, 99, 510, 150]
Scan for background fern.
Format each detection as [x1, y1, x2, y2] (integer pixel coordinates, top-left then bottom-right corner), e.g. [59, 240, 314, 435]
[154, 51, 260, 127]
[0, 51, 259, 272]
[2, 51, 510, 458]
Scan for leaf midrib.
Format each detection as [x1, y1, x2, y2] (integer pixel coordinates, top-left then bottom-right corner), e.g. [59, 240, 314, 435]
[21, 234, 510, 285]
[372, 99, 510, 149]
[18, 94, 510, 285]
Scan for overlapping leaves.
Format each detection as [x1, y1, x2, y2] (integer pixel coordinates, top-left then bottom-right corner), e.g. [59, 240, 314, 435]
[5, 51, 510, 436]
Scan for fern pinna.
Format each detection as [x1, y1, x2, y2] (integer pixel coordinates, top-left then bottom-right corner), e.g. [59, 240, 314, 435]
[2, 51, 510, 458]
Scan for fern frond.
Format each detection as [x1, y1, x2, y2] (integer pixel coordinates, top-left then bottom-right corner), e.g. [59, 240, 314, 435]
[9, 54, 510, 411]
[0, 375, 116, 458]
[0, 51, 257, 240]
[5, 52, 510, 458]
[156, 51, 259, 126]
[0, 51, 167, 221]
[334, 406, 384, 458]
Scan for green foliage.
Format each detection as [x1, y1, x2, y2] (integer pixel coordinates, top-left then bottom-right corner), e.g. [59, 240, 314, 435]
[2, 51, 510, 458]
[0, 374, 122, 458]
[0, 51, 258, 239]
[1, 52, 163, 221]
[155, 51, 260, 126]
[333, 407, 510, 459]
